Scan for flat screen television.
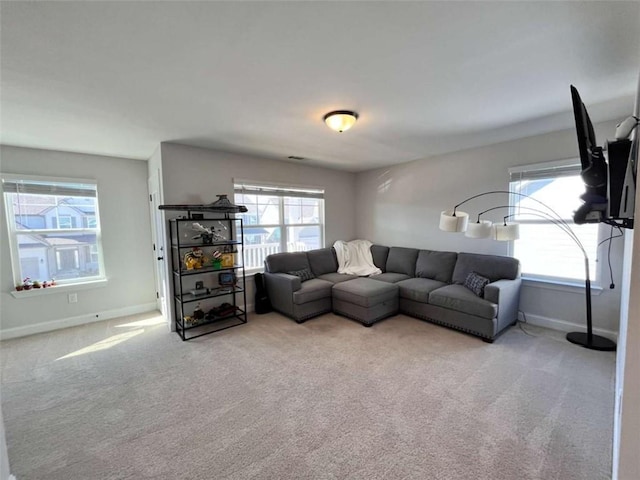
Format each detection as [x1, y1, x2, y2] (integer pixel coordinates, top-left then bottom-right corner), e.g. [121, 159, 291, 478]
[571, 85, 635, 228]
[571, 86, 608, 202]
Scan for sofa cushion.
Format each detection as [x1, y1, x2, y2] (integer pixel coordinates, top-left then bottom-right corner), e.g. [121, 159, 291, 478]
[464, 272, 490, 297]
[451, 253, 520, 284]
[371, 245, 390, 273]
[307, 248, 338, 276]
[396, 277, 447, 303]
[370, 272, 411, 283]
[265, 252, 311, 274]
[386, 247, 419, 276]
[429, 285, 498, 320]
[415, 250, 457, 283]
[287, 268, 315, 282]
[316, 272, 359, 284]
[332, 278, 399, 308]
[292, 278, 334, 305]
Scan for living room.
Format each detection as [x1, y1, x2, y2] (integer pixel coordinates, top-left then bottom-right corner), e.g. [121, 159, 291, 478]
[1, 2, 639, 479]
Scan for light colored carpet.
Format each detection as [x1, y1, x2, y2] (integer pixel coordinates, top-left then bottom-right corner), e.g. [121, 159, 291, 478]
[1, 311, 615, 480]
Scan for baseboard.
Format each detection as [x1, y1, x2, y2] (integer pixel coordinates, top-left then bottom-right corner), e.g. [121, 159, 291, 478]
[0, 303, 158, 340]
[517, 311, 618, 342]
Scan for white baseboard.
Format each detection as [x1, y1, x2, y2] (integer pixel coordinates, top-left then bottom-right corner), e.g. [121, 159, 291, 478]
[0, 303, 158, 340]
[517, 311, 618, 342]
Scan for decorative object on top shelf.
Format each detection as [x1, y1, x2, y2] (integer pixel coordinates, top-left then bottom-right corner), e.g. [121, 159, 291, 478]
[159, 194, 248, 214]
[439, 190, 616, 352]
[191, 221, 227, 244]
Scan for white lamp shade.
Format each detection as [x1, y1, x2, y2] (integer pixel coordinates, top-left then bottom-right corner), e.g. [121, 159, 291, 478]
[493, 223, 520, 241]
[439, 210, 469, 232]
[465, 220, 493, 238]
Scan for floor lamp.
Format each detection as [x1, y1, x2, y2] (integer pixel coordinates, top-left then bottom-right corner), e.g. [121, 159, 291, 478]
[439, 190, 616, 352]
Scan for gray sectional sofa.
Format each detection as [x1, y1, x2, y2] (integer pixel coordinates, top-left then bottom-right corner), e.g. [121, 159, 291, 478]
[263, 245, 521, 342]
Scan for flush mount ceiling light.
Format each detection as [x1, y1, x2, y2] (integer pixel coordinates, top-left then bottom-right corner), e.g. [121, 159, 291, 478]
[323, 110, 358, 133]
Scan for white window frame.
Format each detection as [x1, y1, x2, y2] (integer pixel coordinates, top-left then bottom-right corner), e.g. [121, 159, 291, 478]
[508, 159, 602, 286]
[234, 180, 325, 273]
[57, 214, 73, 229]
[2, 173, 107, 288]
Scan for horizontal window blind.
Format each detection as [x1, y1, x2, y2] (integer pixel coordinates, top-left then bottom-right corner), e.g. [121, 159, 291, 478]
[234, 182, 324, 199]
[509, 160, 581, 182]
[2, 178, 97, 197]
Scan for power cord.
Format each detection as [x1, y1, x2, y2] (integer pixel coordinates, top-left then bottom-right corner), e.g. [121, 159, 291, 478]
[517, 311, 537, 337]
[597, 225, 624, 289]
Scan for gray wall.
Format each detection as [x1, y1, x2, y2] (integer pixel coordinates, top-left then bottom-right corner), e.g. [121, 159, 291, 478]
[160, 143, 357, 243]
[0, 146, 157, 336]
[157, 142, 357, 320]
[355, 120, 625, 335]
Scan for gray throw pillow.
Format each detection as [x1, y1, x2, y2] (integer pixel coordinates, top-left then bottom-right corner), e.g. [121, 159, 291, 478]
[287, 268, 315, 282]
[464, 271, 490, 297]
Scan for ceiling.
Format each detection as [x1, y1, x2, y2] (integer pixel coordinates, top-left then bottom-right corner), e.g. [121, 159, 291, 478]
[1, 2, 639, 172]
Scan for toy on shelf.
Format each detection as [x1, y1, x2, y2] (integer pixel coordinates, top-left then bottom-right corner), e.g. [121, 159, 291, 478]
[184, 247, 206, 270]
[191, 221, 228, 244]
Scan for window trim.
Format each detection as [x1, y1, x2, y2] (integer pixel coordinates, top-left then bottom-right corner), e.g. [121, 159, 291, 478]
[234, 180, 325, 273]
[2, 173, 107, 288]
[507, 159, 602, 285]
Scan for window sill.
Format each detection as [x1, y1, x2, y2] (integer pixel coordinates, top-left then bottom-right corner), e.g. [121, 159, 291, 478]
[10, 279, 108, 298]
[521, 277, 603, 296]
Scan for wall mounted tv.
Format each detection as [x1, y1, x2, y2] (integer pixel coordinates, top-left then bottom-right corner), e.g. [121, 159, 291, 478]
[571, 84, 636, 229]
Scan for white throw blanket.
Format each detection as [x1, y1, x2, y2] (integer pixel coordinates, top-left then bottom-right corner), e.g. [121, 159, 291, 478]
[333, 240, 382, 276]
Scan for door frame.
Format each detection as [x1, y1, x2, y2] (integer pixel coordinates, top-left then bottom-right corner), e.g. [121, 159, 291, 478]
[148, 170, 170, 329]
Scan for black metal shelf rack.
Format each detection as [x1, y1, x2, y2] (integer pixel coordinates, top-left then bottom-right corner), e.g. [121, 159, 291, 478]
[169, 213, 247, 341]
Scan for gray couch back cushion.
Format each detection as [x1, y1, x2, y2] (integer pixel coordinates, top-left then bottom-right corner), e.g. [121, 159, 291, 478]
[386, 247, 419, 277]
[307, 248, 338, 276]
[415, 250, 458, 283]
[265, 252, 310, 273]
[371, 245, 390, 273]
[451, 253, 520, 284]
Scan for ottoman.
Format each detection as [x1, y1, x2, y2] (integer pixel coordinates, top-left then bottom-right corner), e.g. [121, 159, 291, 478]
[332, 278, 399, 326]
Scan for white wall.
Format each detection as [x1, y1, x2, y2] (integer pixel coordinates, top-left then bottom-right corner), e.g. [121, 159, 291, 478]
[355, 120, 625, 335]
[0, 405, 10, 480]
[158, 142, 357, 319]
[617, 239, 640, 480]
[160, 143, 356, 242]
[0, 146, 157, 337]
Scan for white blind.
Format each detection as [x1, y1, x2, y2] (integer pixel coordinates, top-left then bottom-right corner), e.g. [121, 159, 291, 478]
[234, 182, 324, 199]
[2, 177, 97, 197]
[509, 159, 581, 182]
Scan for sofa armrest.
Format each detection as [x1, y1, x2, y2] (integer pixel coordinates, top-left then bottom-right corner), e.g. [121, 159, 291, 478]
[484, 278, 522, 332]
[264, 272, 302, 317]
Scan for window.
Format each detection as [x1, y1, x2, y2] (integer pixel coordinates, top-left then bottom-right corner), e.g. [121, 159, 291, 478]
[2, 174, 106, 286]
[509, 160, 599, 284]
[234, 182, 325, 271]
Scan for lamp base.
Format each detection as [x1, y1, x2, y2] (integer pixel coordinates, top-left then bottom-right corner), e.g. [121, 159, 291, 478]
[566, 332, 616, 351]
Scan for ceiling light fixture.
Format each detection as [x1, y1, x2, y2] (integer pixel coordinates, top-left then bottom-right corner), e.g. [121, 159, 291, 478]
[323, 110, 358, 133]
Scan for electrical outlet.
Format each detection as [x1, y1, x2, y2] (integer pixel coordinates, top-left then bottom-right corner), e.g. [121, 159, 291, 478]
[68, 293, 78, 303]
